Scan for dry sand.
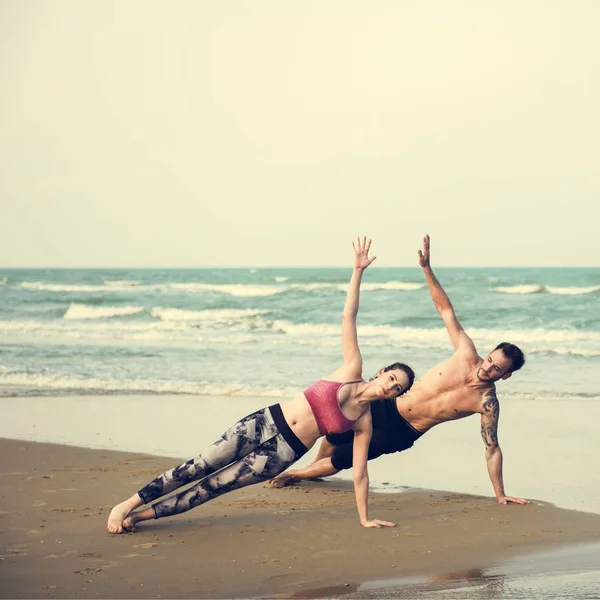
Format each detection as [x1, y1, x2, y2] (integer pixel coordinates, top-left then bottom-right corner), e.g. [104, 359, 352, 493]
[1, 438, 599, 599]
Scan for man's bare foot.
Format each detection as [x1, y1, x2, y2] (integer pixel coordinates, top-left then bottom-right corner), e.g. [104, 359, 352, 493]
[107, 501, 133, 534]
[269, 472, 300, 488]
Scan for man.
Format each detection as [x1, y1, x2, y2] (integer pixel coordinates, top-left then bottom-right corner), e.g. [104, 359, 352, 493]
[271, 235, 528, 505]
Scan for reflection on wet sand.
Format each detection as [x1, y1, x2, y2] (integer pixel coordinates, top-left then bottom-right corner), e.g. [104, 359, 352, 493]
[275, 543, 600, 600]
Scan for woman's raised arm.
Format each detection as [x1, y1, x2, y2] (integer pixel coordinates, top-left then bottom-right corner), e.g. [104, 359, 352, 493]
[341, 237, 376, 370]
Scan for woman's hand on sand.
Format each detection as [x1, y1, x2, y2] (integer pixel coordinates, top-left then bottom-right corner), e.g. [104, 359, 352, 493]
[498, 495, 529, 505]
[353, 237, 376, 270]
[361, 519, 396, 529]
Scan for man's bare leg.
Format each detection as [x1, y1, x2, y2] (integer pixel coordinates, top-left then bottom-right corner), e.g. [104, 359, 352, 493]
[269, 457, 340, 488]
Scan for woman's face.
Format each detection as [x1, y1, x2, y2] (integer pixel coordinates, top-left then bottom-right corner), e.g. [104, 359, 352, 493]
[375, 368, 410, 399]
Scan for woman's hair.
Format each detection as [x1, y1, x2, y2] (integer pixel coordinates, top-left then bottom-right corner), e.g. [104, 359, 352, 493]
[370, 362, 416, 396]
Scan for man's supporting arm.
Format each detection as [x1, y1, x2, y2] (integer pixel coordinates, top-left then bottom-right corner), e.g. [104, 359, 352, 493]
[480, 389, 528, 505]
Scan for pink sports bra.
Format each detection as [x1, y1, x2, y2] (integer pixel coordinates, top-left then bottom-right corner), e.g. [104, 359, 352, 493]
[303, 379, 362, 436]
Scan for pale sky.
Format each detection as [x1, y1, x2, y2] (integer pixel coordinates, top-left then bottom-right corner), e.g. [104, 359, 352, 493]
[1, 0, 599, 267]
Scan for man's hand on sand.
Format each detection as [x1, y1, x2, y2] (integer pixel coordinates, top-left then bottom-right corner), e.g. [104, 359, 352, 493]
[417, 234, 430, 269]
[361, 519, 396, 529]
[498, 495, 529, 505]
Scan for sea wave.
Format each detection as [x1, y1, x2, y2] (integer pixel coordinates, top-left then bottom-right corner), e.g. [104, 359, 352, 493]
[20, 281, 157, 293]
[493, 284, 600, 295]
[288, 282, 424, 293]
[18, 279, 426, 297]
[103, 280, 141, 287]
[170, 283, 282, 297]
[21, 282, 117, 293]
[0, 371, 297, 398]
[1, 317, 599, 356]
[151, 307, 270, 322]
[546, 285, 600, 295]
[0, 277, 7, 286]
[64, 303, 144, 320]
[360, 282, 425, 292]
[493, 285, 545, 295]
[507, 390, 600, 402]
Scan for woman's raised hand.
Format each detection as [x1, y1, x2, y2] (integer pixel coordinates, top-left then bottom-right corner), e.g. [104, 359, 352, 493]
[353, 237, 377, 270]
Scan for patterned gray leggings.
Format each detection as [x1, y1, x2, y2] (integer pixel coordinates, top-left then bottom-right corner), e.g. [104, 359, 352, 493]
[137, 405, 307, 519]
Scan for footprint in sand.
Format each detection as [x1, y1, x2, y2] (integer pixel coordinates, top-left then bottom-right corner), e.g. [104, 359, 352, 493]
[6, 548, 28, 556]
[133, 542, 159, 549]
[78, 552, 102, 558]
[75, 567, 103, 575]
[44, 551, 77, 559]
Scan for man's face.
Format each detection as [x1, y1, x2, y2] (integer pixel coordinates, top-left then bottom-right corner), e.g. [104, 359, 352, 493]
[477, 349, 513, 383]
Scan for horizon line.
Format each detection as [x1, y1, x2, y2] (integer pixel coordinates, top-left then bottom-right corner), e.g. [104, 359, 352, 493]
[0, 265, 597, 270]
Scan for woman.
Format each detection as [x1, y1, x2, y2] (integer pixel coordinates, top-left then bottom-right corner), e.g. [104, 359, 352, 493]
[107, 237, 415, 533]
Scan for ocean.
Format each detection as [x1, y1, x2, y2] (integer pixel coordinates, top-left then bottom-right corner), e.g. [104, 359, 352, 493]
[0, 267, 599, 401]
[2, 267, 600, 597]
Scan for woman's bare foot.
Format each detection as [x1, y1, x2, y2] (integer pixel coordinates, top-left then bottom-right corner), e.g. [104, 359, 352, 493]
[107, 494, 144, 534]
[119, 506, 156, 532]
[122, 515, 138, 532]
[107, 501, 134, 534]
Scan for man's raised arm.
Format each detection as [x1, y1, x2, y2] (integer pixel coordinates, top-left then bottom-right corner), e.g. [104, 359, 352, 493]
[480, 388, 528, 505]
[418, 234, 475, 351]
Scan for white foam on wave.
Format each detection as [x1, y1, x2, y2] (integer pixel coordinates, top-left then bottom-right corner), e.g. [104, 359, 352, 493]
[21, 282, 113, 293]
[288, 282, 424, 293]
[360, 282, 425, 292]
[2, 315, 599, 356]
[274, 276, 288, 283]
[20, 281, 154, 293]
[493, 284, 600, 296]
[0, 319, 186, 343]
[0, 277, 7, 286]
[170, 283, 282, 297]
[64, 303, 144, 320]
[272, 320, 396, 337]
[493, 284, 545, 295]
[272, 321, 600, 354]
[508, 390, 600, 402]
[546, 285, 600, 295]
[0, 371, 297, 398]
[103, 280, 141, 287]
[152, 307, 269, 322]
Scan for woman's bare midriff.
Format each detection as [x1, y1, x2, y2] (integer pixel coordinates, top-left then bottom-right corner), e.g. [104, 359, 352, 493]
[279, 393, 321, 449]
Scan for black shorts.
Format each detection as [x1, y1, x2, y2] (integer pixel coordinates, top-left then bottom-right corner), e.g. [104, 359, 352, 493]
[327, 398, 423, 471]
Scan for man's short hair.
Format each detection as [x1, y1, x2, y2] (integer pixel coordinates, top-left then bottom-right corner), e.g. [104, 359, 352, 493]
[495, 342, 525, 373]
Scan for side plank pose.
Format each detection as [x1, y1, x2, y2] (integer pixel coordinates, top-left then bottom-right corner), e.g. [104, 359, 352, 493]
[271, 235, 528, 506]
[107, 238, 415, 533]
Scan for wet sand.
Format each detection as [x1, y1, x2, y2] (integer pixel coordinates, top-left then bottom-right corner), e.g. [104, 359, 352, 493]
[1, 438, 600, 599]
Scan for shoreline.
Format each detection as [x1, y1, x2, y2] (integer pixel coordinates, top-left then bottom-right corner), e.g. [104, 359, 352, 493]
[2, 439, 600, 599]
[3, 393, 600, 516]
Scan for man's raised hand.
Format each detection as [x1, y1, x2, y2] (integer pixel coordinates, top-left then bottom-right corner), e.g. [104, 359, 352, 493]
[417, 234, 431, 269]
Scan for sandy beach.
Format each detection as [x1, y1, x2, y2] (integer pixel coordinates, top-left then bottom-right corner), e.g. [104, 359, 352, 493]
[2, 438, 600, 599]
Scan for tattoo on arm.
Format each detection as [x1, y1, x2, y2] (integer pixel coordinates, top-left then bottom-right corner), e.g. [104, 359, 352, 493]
[480, 389, 499, 448]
